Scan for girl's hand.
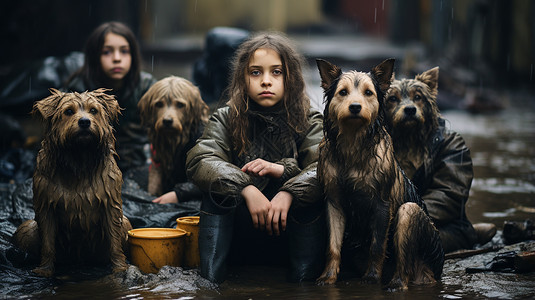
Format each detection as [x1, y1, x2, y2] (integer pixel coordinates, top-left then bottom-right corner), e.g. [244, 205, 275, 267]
[241, 158, 284, 178]
[266, 191, 293, 236]
[152, 191, 178, 204]
[242, 185, 271, 230]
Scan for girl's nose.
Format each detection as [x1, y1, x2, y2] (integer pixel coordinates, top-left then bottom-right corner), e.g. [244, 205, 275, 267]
[113, 50, 121, 61]
[261, 75, 272, 87]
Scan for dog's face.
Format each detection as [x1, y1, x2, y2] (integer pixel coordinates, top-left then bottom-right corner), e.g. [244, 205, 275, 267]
[317, 59, 395, 136]
[33, 88, 120, 147]
[385, 67, 439, 129]
[138, 76, 209, 136]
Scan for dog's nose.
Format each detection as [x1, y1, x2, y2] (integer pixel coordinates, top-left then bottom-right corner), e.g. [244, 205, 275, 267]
[163, 118, 173, 127]
[78, 117, 91, 129]
[349, 103, 362, 114]
[404, 106, 416, 116]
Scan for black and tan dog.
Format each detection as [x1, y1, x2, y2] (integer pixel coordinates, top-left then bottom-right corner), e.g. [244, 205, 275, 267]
[138, 76, 209, 196]
[315, 59, 444, 290]
[12, 88, 132, 277]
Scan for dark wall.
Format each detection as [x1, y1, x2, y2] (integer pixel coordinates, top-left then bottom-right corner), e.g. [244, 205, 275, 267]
[0, 0, 140, 66]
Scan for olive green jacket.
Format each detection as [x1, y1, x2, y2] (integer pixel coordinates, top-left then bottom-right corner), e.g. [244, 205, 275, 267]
[186, 106, 324, 209]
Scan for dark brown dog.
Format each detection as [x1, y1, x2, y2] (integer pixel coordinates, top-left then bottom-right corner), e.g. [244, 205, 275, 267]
[12, 88, 132, 277]
[384, 67, 440, 178]
[138, 76, 209, 196]
[315, 59, 444, 290]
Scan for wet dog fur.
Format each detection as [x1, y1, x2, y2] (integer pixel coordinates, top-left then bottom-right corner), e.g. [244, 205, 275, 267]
[384, 67, 440, 179]
[138, 76, 209, 196]
[315, 59, 444, 290]
[12, 88, 132, 277]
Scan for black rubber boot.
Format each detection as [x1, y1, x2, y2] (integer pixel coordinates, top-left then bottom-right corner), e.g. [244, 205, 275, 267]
[286, 208, 327, 282]
[198, 196, 235, 284]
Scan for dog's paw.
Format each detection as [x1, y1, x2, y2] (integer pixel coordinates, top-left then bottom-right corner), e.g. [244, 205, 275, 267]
[112, 262, 128, 273]
[362, 270, 381, 284]
[316, 271, 338, 285]
[32, 266, 54, 277]
[385, 277, 408, 292]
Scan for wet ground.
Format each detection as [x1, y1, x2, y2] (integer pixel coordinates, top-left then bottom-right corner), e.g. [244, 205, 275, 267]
[2, 34, 535, 299]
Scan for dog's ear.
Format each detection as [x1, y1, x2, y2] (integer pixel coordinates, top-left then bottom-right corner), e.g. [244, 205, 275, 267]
[371, 58, 395, 93]
[316, 59, 342, 90]
[32, 88, 64, 120]
[91, 88, 122, 123]
[191, 86, 210, 124]
[415, 67, 439, 93]
[138, 89, 153, 127]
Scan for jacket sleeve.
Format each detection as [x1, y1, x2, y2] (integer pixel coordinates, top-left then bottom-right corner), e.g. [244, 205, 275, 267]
[422, 130, 474, 224]
[186, 107, 254, 208]
[279, 110, 324, 207]
[173, 182, 203, 202]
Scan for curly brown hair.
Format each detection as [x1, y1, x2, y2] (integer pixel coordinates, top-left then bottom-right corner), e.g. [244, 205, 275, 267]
[226, 31, 311, 156]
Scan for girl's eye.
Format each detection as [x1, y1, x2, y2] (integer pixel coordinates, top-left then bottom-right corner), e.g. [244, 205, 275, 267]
[89, 108, 98, 114]
[339, 89, 348, 96]
[155, 101, 164, 108]
[365, 90, 373, 96]
[64, 109, 74, 116]
[414, 94, 422, 101]
[273, 69, 283, 75]
[251, 70, 261, 76]
[102, 50, 111, 56]
[121, 48, 130, 55]
[388, 96, 399, 102]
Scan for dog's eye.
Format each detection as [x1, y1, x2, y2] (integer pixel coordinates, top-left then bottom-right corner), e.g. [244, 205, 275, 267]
[155, 101, 164, 108]
[338, 89, 348, 96]
[64, 109, 74, 116]
[89, 108, 98, 114]
[388, 96, 399, 102]
[176, 102, 185, 108]
[413, 95, 422, 101]
[364, 90, 373, 96]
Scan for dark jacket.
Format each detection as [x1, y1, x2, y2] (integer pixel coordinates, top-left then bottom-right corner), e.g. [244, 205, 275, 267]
[411, 118, 474, 226]
[186, 104, 324, 209]
[64, 71, 156, 172]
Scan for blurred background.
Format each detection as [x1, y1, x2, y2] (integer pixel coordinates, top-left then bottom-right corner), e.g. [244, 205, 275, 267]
[1, 0, 534, 91]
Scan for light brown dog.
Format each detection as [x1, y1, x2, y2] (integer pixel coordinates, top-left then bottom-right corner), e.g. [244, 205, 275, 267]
[12, 88, 132, 277]
[315, 59, 444, 290]
[138, 76, 209, 196]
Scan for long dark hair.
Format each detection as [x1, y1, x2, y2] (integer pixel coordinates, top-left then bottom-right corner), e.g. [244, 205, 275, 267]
[66, 21, 142, 98]
[226, 31, 311, 156]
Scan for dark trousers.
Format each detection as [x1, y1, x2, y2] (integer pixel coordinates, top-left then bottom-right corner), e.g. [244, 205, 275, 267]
[198, 193, 326, 283]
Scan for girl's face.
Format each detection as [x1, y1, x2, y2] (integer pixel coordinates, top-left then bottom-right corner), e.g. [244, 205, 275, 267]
[100, 32, 132, 82]
[246, 48, 284, 108]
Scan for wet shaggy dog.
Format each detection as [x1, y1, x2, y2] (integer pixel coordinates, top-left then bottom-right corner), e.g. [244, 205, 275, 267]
[12, 88, 132, 277]
[138, 76, 209, 196]
[315, 59, 444, 290]
[384, 67, 440, 179]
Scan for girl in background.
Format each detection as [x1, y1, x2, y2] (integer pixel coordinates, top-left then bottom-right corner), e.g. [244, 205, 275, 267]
[186, 32, 326, 283]
[64, 21, 156, 172]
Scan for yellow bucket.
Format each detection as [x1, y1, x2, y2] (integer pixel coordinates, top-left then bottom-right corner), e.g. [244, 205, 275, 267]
[176, 216, 200, 268]
[128, 228, 188, 274]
